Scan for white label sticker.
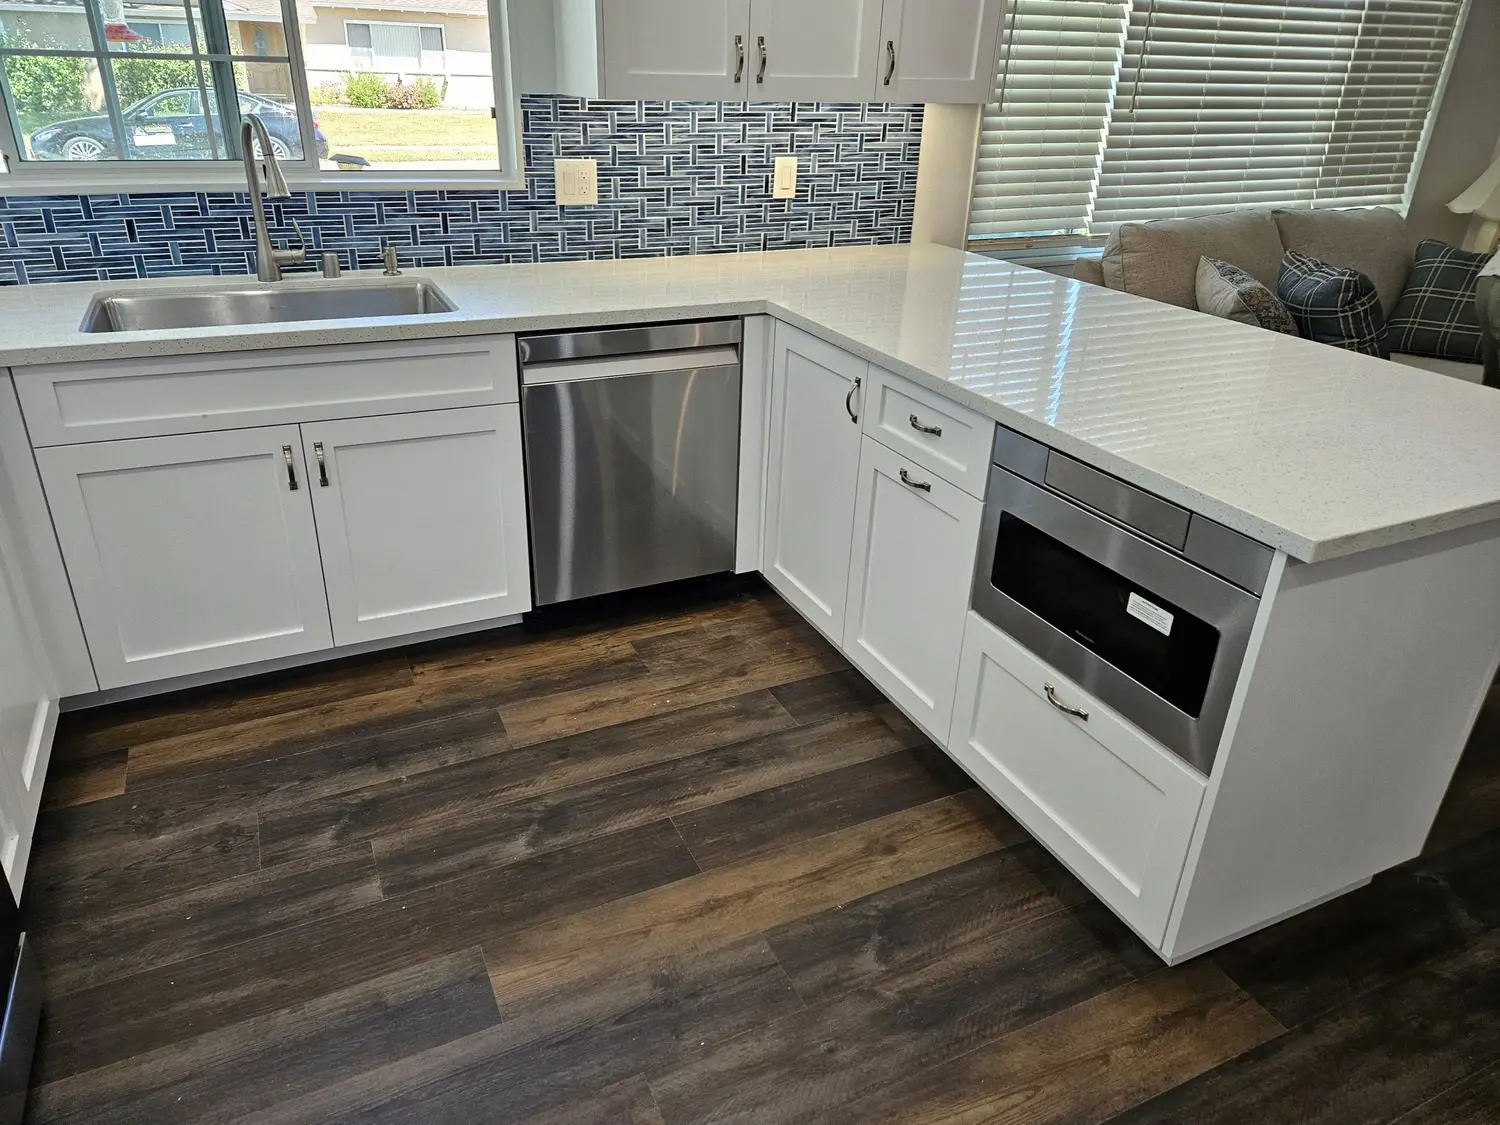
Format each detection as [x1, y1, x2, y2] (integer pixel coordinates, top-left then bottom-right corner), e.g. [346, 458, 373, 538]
[1126, 592, 1174, 636]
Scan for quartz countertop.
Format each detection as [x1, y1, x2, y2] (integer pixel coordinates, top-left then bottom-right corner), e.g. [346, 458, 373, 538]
[2, 242, 1498, 564]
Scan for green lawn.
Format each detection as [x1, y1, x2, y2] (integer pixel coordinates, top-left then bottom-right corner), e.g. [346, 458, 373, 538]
[313, 107, 495, 163]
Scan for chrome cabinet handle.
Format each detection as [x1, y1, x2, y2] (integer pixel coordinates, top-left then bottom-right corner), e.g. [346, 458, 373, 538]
[845, 375, 862, 423]
[885, 39, 896, 86]
[899, 468, 932, 492]
[734, 34, 745, 83]
[757, 35, 767, 84]
[314, 441, 329, 487]
[908, 413, 942, 437]
[1044, 682, 1089, 721]
[282, 444, 299, 491]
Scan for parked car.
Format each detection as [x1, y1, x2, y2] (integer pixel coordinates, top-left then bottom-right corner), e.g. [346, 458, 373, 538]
[28, 89, 328, 161]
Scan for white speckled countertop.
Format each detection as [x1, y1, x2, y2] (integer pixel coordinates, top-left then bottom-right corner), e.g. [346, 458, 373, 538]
[2, 242, 1498, 563]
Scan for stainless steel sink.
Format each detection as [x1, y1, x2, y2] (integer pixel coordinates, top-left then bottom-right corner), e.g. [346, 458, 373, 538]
[80, 280, 458, 332]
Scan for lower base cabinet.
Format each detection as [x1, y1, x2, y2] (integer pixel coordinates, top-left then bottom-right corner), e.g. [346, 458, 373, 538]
[948, 610, 1206, 946]
[843, 435, 982, 743]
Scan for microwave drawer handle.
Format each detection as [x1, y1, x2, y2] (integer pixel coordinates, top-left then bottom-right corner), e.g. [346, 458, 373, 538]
[1044, 682, 1089, 721]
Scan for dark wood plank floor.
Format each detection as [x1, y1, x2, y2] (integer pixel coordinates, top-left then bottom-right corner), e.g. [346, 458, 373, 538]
[21, 579, 1500, 1124]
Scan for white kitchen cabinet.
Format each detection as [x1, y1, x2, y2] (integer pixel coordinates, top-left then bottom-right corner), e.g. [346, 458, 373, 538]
[0, 504, 57, 897]
[877, 0, 1004, 102]
[37, 427, 333, 690]
[305, 406, 532, 647]
[843, 436, 983, 743]
[750, 0, 883, 101]
[948, 611, 1206, 946]
[762, 323, 864, 645]
[597, 0, 752, 100]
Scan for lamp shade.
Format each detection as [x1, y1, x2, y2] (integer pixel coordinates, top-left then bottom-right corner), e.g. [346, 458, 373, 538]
[1450, 154, 1500, 221]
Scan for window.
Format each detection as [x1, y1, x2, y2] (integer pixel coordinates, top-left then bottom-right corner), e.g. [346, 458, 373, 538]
[969, 0, 1468, 247]
[0, 0, 517, 187]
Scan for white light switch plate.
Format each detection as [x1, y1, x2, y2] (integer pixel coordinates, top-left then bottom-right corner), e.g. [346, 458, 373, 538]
[555, 158, 598, 206]
[773, 156, 798, 200]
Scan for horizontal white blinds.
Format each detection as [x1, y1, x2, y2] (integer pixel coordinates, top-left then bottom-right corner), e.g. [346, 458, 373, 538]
[969, 0, 1130, 239]
[1093, 0, 1463, 228]
[970, 0, 1465, 241]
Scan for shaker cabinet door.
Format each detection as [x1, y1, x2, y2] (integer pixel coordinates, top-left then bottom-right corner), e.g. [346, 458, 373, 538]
[599, 0, 752, 99]
[762, 323, 865, 645]
[877, 0, 1005, 102]
[304, 406, 532, 647]
[37, 426, 332, 689]
[749, 0, 883, 101]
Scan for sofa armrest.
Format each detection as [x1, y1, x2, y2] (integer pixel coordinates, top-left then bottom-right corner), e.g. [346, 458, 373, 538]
[1074, 258, 1106, 287]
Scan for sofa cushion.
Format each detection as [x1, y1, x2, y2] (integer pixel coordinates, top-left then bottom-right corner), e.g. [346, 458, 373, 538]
[1272, 207, 1413, 319]
[1387, 239, 1489, 363]
[1195, 256, 1300, 335]
[1100, 210, 1285, 309]
[1276, 250, 1390, 358]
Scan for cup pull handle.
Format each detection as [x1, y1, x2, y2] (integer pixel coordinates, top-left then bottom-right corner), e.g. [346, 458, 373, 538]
[1044, 682, 1089, 721]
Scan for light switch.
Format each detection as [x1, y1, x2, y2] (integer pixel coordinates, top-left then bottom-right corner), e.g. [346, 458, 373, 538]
[555, 158, 598, 206]
[773, 155, 798, 200]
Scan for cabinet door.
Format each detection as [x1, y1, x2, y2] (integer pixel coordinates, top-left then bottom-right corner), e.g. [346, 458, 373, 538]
[877, 0, 1004, 102]
[599, 0, 752, 99]
[948, 611, 1206, 947]
[37, 426, 332, 689]
[843, 437, 982, 743]
[0, 516, 56, 896]
[305, 406, 532, 647]
[750, 0, 882, 101]
[762, 324, 864, 645]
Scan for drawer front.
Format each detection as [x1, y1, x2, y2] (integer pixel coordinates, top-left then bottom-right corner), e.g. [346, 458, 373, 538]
[947, 611, 1205, 946]
[863, 365, 993, 498]
[17, 335, 518, 446]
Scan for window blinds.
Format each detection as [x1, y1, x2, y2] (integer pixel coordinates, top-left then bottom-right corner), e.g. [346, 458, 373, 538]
[969, 0, 1131, 239]
[970, 0, 1465, 242]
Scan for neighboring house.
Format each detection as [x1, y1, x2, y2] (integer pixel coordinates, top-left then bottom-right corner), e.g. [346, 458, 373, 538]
[0, 0, 490, 110]
[302, 0, 492, 109]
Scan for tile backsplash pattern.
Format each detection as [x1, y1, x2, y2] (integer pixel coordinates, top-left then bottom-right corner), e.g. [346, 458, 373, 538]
[0, 95, 922, 285]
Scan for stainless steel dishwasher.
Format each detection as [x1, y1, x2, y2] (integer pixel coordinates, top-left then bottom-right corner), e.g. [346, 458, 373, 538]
[518, 320, 742, 606]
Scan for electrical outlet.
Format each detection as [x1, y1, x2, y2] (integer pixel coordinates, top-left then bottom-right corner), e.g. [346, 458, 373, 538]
[773, 155, 798, 200]
[555, 158, 598, 206]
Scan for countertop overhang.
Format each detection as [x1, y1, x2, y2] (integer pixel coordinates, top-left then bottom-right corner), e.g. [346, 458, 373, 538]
[2, 242, 1498, 564]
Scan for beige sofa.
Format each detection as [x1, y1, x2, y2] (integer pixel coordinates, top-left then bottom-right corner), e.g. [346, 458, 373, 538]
[1074, 207, 1484, 383]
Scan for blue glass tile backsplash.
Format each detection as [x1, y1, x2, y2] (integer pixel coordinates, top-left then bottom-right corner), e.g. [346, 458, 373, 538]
[0, 95, 923, 286]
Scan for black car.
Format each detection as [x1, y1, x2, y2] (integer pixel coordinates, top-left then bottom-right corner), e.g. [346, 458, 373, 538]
[28, 89, 329, 161]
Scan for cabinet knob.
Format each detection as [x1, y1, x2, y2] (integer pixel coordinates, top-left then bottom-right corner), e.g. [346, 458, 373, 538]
[1044, 682, 1089, 721]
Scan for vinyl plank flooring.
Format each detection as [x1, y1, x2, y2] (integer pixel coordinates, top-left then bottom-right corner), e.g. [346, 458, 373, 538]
[1105, 926, 1500, 1125]
[257, 690, 798, 869]
[30, 706, 510, 865]
[769, 669, 889, 726]
[1394, 1058, 1500, 1125]
[372, 711, 915, 897]
[673, 744, 989, 871]
[39, 749, 127, 810]
[649, 907, 1141, 1125]
[516, 1076, 668, 1125]
[33, 819, 699, 1084]
[32, 845, 383, 995]
[26, 947, 499, 1125]
[817, 963, 1282, 1125]
[485, 793, 1011, 1014]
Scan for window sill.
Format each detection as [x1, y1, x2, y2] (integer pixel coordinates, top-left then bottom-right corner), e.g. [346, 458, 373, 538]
[0, 167, 526, 196]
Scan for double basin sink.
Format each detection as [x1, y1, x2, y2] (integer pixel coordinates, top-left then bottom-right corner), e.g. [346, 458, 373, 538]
[81, 279, 458, 333]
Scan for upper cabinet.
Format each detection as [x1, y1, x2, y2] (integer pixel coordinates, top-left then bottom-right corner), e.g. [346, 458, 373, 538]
[512, 0, 1004, 103]
[877, 0, 1004, 103]
[750, 0, 883, 101]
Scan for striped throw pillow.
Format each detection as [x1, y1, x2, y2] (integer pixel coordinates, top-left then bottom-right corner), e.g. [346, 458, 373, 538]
[1388, 239, 1488, 363]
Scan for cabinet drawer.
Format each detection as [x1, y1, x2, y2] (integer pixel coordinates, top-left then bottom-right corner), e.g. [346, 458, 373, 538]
[947, 611, 1205, 947]
[863, 365, 992, 497]
[17, 335, 518, 446]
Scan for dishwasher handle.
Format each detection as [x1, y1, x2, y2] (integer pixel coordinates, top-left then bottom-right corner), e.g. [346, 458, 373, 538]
[521, 346, 740, 386]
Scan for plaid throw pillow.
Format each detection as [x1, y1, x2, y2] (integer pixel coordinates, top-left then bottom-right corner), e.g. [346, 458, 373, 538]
[1387, 239, 1488, 363]
[1275, 250, 1390, 358]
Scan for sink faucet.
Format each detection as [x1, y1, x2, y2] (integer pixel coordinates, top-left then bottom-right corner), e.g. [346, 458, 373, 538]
[242, 114, 305, 283]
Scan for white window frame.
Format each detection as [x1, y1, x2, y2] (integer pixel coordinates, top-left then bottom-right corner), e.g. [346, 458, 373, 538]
[0, 0, 522, 192]
[343, 19, 447, 74]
